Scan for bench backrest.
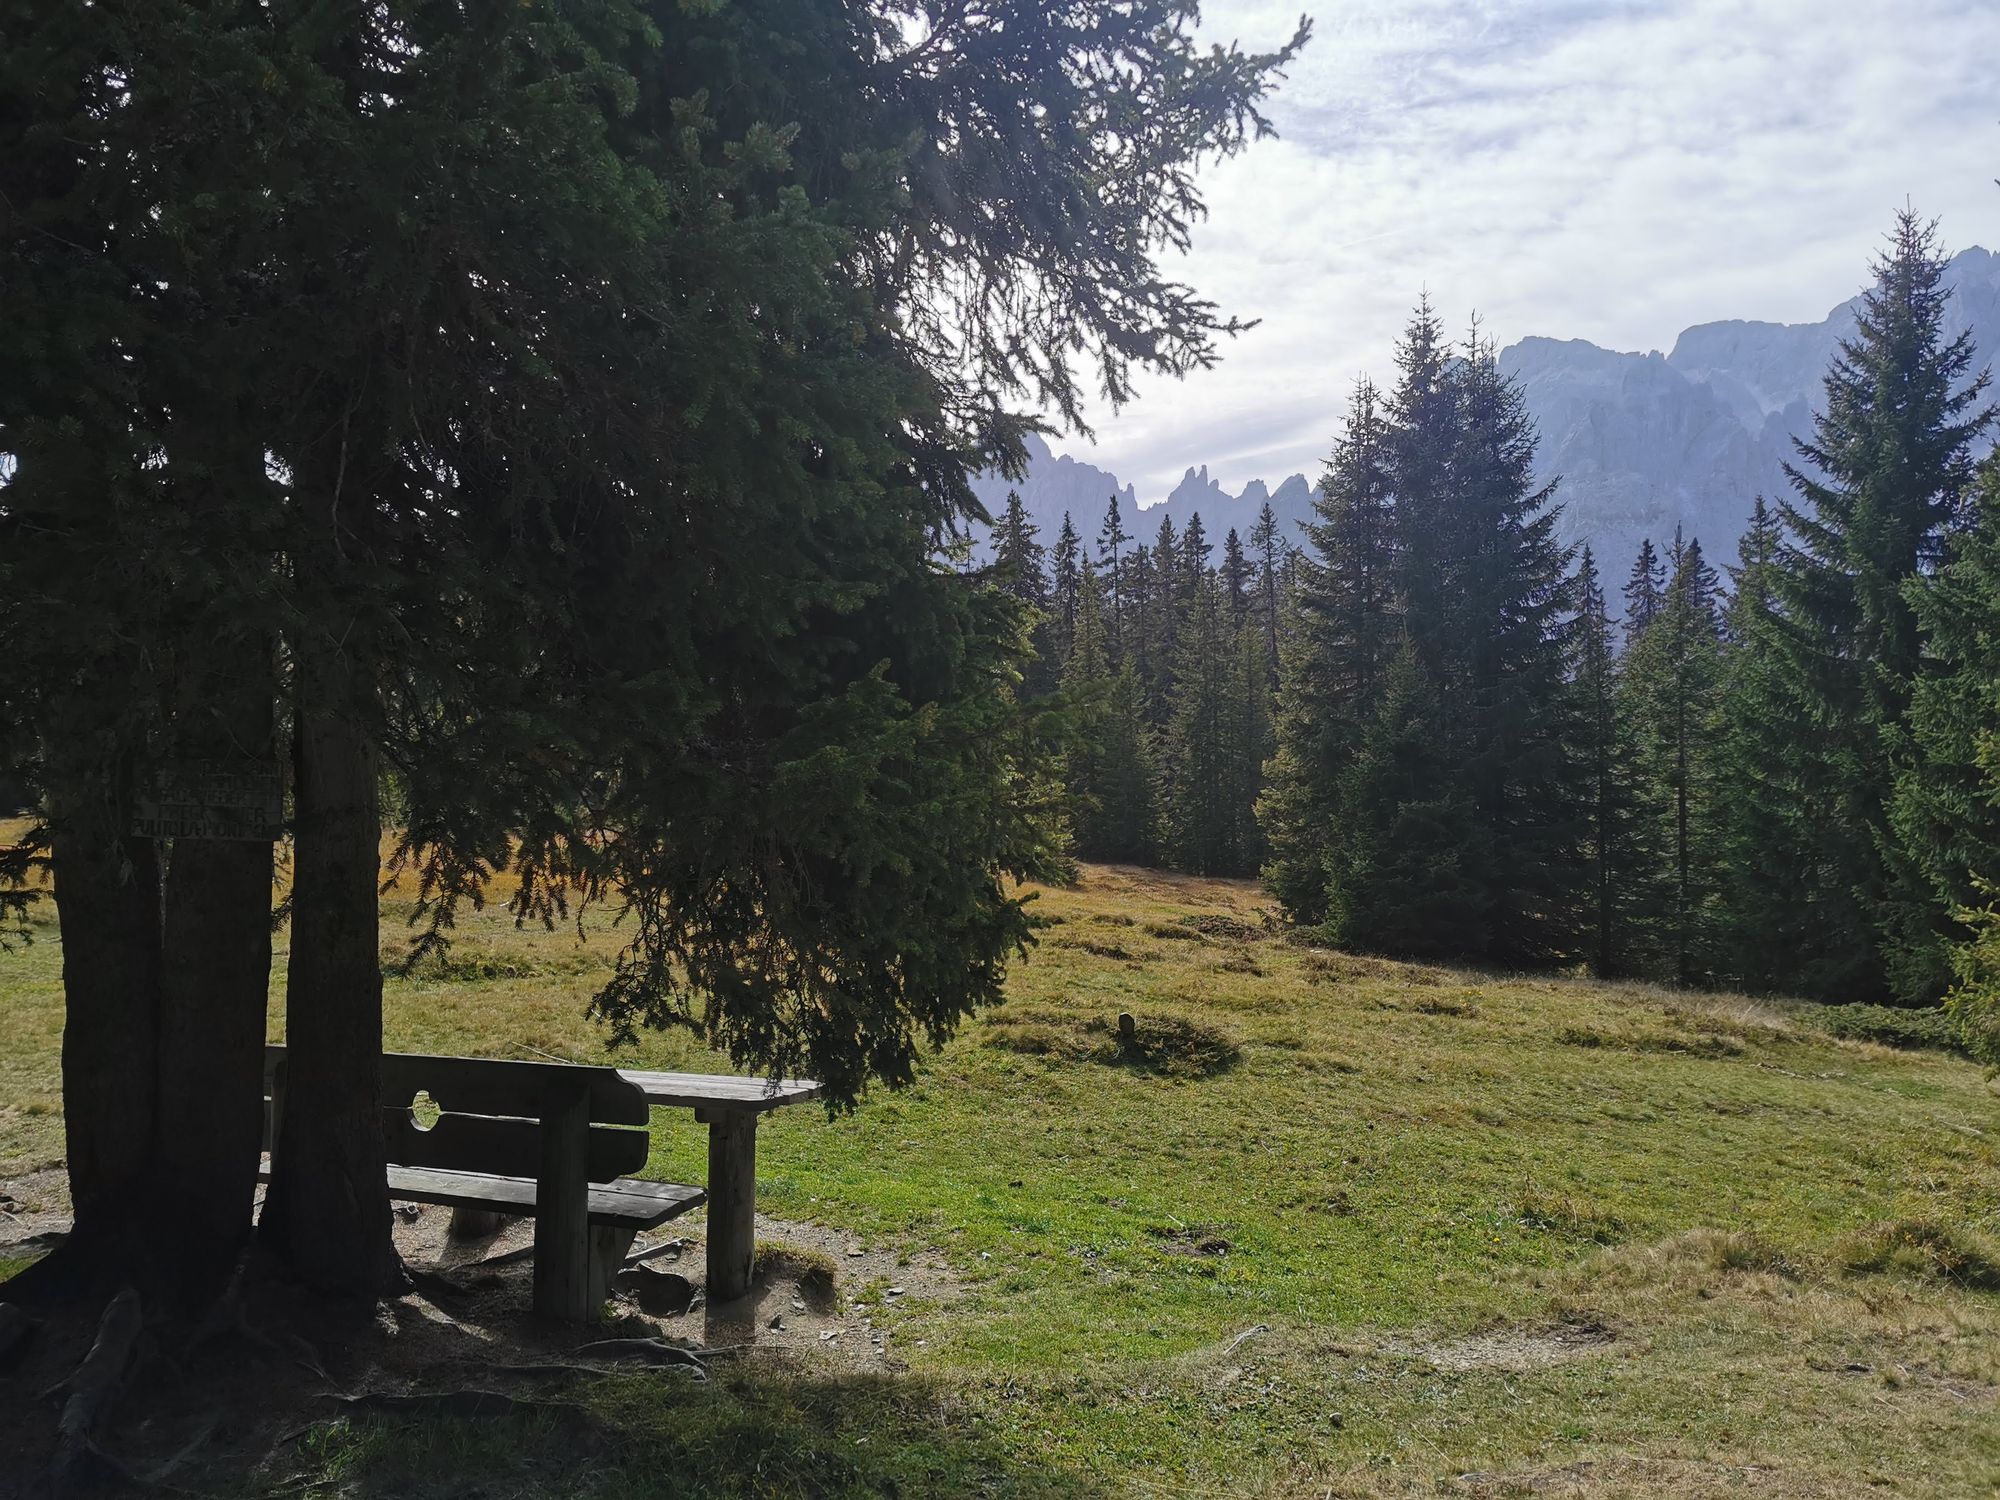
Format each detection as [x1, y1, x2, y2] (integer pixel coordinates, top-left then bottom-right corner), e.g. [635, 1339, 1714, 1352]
[263, 1044, 650, 1184]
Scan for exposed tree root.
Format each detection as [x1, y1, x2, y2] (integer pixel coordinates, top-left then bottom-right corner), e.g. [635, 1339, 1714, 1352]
[567, 1336, 715, 1370]
[0, 1301, 39, 1370]
[43, 1287, 143, 1497]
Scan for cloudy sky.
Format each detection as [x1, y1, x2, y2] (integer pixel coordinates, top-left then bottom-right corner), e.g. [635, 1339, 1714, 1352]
[1072, 0, 2000, 507]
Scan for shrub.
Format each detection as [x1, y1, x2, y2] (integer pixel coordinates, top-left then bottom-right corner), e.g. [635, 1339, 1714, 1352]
[1835, 1219, 2000, 1291]
[1813, 1003, 1964, 1055]
[1513, 1187, 1625, 1244]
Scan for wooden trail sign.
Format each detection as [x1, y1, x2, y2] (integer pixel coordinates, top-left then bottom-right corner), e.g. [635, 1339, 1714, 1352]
[132, 760, 284, 841]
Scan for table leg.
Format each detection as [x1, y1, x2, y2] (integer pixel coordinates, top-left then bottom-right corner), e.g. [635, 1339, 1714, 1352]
[705, 1111, 757, 1302]
[535, 1079, 593, 1322]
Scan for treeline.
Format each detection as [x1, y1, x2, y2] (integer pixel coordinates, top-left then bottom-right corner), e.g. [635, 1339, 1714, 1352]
[989, 492, 1285, 876]
[1018, 212, 2000, 1049]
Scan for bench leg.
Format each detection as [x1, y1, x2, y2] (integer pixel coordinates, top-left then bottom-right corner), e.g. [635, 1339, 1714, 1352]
[534, 1080, 593, 1322]
[588, 1225, 638, 1308]
[706, 1113, 757, 1303]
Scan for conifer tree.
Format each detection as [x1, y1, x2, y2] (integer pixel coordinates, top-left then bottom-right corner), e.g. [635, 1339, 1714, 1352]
[1148, 514, 1183, 715]
[993, 492, 1053, 694]
[1222, 527, 1251, 622]
[1325, 638, 1487, 954]
[2, 0, 1309, 1303]
[1573, 547, 1644, 975]
[1230, 612, 1274, 873]
[1163, 574, 1242, 874]
[1621, 529, 1724, 983]
[1251, 499, 1285, 674]
[993, 492, 1049, 607]
[1098, 493, 1131, 658]
[1624, 539, 1665, 643]
[1759, 211, 1994, 1000]
[1124, 540, 1156, 691]
[1182, 511, 1213, 601]
[1262, 377, 1397, 922]
[1889, 461, 2000, 1004]
[1049, 512, 1083, 672]
[1444, 330, 1581, 965]
[1385, 297, 1462, 684]
[1713, 498, 1810, 991]
[1063, 561, 1158, 863]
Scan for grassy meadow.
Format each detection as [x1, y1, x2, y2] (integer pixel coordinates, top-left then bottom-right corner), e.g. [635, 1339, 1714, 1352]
[2, 832, 1999, 1495]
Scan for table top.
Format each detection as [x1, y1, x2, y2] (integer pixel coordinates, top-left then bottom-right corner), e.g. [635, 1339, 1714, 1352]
[617, 1069, 823, 1114]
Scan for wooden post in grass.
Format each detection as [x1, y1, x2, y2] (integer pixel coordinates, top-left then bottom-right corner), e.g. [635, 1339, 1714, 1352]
[535, 1078, 593, 1321]
[704, 1111, 758, 1302]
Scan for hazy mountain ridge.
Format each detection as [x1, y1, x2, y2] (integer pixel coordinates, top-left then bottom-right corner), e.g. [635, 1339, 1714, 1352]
[975, 247, 2000, 575]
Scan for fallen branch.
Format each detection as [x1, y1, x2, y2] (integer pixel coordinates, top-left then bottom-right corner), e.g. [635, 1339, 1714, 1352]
[1220, 1323, 1269, 1360]
[624, 1238, 687, 1267]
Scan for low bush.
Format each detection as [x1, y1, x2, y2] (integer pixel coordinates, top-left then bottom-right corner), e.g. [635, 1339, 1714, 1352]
[1835, 1219, 2000, 1291]
[1812, 1003, 1964, 1055]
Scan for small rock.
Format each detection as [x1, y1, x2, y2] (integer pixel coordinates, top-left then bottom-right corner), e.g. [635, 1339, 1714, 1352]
[612, 1265, 698, 1317]
[846, 1246, 865, 1258]
[790, 1298, 805, 1312]
[886, 1286, 905, 1297]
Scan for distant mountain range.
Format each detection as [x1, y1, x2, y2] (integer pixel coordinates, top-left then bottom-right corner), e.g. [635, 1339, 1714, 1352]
[973, 246, 2000, 580]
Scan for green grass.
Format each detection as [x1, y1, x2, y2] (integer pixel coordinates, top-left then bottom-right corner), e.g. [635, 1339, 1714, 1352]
[5, 854, 2000, 1494]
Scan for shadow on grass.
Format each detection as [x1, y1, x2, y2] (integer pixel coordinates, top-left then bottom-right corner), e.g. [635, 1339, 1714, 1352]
[291, 1361, 1102, 1499]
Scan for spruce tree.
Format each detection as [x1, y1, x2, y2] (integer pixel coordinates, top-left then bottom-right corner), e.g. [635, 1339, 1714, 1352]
[2, 0, 1309, 1304]
[992, 492, 1049, 607]
[1444, 329, 1581, 966]
[1326, 638, 1488, 955]
[1124, 540, 1156, 691]
[1762, 211, 1994, 1000]
[1182, 511, 1213, 601]
[1624, 539, 1665, 644]
[1063, 561, 1159, 864]
[1573, 547, 1645, 976]
[1262, 377, 1398, 923]
[1251, 499, 1285, 675]
[1713, 498, 1811, 991]
[1098, 493, 1131, 658]
[1222, 527, 1251, 622]
[1890, 460, 2000, 1004]
[1049, 512, 1082, 672]
[1621, 529, 1724, 983]
[1162, 573, 1241, 874]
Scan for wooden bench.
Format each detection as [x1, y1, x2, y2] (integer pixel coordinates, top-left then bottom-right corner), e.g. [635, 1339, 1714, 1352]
[262, 1045, 705, 1321]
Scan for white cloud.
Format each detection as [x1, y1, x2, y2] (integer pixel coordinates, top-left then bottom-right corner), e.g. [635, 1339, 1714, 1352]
[1070, 0, 2000, 506]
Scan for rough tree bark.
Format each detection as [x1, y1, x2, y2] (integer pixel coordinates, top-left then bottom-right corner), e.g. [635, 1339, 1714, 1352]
[258, 625, 401, 1295]
[46, 777, 161, 1256]
[154, 639, 277, 1299]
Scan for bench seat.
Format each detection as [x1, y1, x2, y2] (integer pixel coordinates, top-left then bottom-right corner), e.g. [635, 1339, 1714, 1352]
[256, 1160, 704, 1230]
[385, 1166, 704, 1229]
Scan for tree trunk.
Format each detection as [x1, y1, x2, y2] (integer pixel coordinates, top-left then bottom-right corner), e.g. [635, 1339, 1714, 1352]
[154, 640, 277, 1300]
[48, 786, 161, 1253]
[258, 638, 400, 1295]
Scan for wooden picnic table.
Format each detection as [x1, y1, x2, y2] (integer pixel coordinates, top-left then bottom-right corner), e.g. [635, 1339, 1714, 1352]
[617, 1070, 822, 1301]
